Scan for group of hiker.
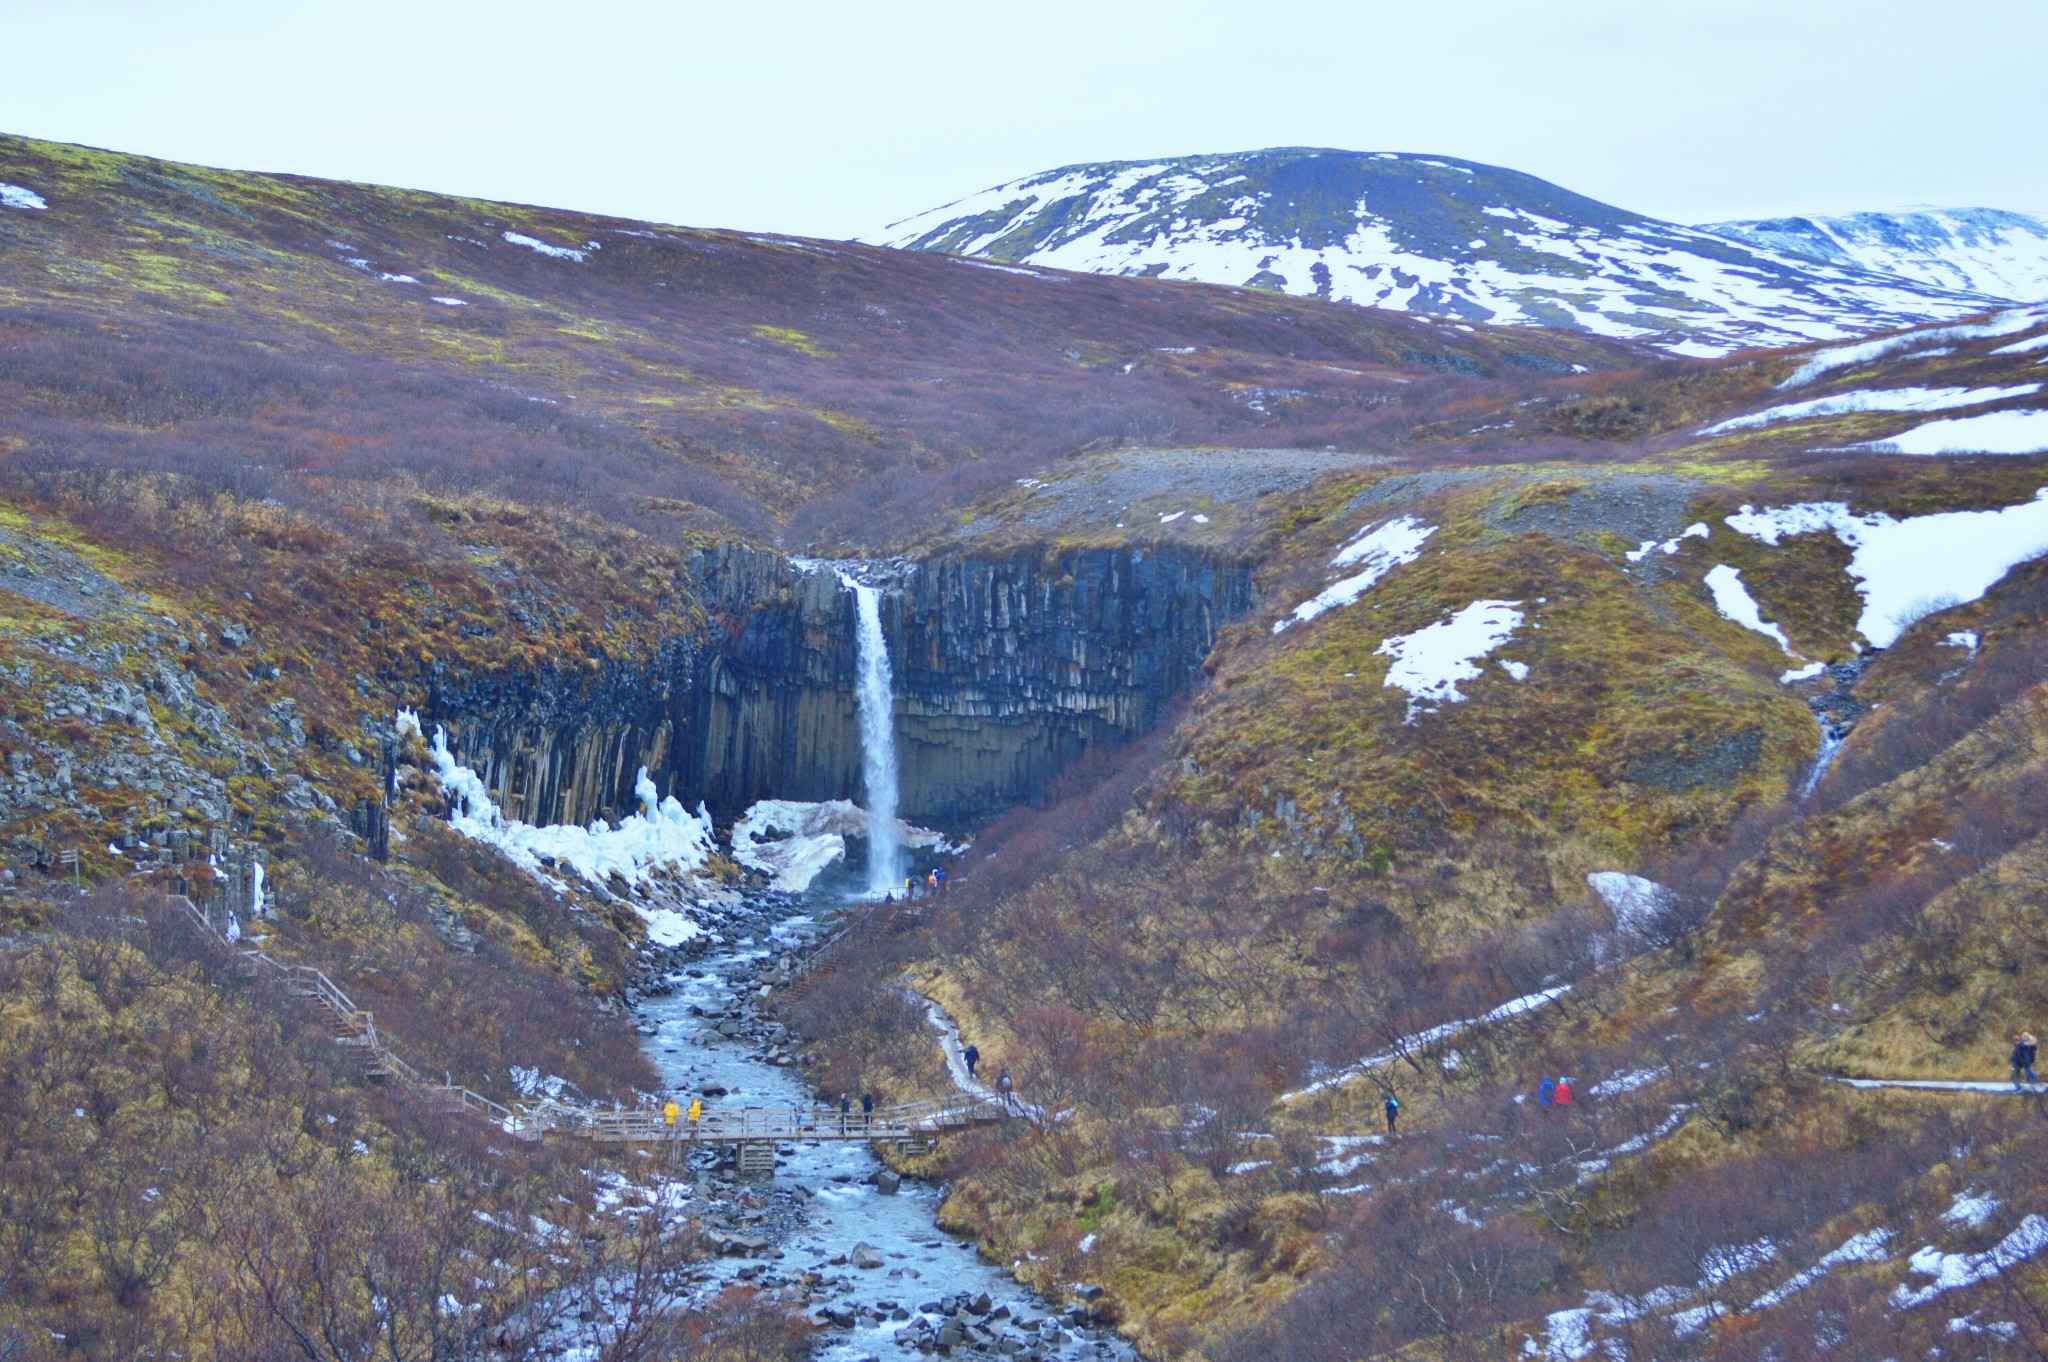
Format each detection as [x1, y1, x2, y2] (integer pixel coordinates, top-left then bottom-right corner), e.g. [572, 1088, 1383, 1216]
[836, 1091, 877, 1132]
[962, 1040, 1021, 1112]
[1368, 1030, 2039, 1143]
[657, 1091, 881, 1134]
[1377, 1074, 1572, 1135]
[893, 866, 948, 902]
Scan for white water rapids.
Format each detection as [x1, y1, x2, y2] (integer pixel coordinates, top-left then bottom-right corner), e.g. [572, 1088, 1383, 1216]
[838, 571, 904, 897]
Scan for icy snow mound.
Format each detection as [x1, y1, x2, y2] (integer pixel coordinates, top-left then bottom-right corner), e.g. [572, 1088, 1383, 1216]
[1376, 599, 1524, 720]
[402, 712, 715, 936]
[730, 799, 954, 895]
[1275, 515, 1435, 633]
[1703, 383, 2041, 433]
[0, 184, 46, 211]
[1725, 493, 2048, 647]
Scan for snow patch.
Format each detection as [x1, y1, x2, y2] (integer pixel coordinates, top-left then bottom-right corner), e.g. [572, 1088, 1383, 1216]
[1855, 407, 2048, 455]
[1588, 1066, 1666, 1097]
[1893, 1215, 2048, 1307]
[431, 296, 468, 306]
[1, 184, 48, 210]
[1377, 599, 1524, 720]
[1282, 986, 1570, 1101]
[1945, 1189, 2001, 1229]
[509, 1066, 570, 1099]
[1630, 523, 1709, 559]
[1704, 384, 2041, 433]
[1586, 871, 1670, 937]
[1703, 565, 1794, 653]
[956, 258, 1053, 279]
[1274, 516, 1435, 632]
[1778, 307, 2048, 388]
[501, 231, 586, 262]
[1726, 493, 2048, 646]
[1782, 661, 1827, 683]
[1751, 1228, 1892, 1309]
[1702, 1238, 1778, 1285]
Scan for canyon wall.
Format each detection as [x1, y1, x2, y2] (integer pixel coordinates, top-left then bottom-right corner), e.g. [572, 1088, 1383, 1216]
[426, 541, 1253, 831]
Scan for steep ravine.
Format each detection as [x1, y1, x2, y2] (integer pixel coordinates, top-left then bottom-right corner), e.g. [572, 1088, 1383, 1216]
[425, 542, 1252, 831]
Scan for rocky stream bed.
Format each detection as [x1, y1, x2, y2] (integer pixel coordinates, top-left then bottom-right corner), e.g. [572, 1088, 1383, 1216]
[627, 878, 1134, 1362]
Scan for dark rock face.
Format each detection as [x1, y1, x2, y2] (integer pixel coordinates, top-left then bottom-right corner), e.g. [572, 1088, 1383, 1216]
[889, 548, 1251, 821]
[426, 542, 1252, 830]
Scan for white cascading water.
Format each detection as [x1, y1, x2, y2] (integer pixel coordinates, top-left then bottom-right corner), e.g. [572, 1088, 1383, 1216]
[838, 570, 904, 896]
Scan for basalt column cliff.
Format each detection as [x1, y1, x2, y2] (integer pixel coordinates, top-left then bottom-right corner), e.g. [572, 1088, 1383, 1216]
[427, 543, 1253, 830]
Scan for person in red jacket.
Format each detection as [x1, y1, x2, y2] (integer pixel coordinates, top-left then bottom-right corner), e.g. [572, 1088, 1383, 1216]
[1553, 1076, 1575, 1107]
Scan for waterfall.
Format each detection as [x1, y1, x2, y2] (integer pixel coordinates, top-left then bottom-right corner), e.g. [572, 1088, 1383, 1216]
[837, 570, 903, 896]
[1798, 719, 1845, 801]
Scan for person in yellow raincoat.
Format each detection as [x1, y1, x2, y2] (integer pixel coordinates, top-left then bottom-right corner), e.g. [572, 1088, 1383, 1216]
[687, 1097, 703, 1126]
[663, 1098, 680, 1126]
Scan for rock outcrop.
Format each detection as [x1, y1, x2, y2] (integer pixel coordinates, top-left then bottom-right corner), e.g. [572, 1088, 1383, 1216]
[425, 541, 1252, 830]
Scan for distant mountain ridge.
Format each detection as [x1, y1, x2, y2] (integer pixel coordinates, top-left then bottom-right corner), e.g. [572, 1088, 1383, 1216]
[874, 148, 2016, 356]
[1703, 207, 2048, 303]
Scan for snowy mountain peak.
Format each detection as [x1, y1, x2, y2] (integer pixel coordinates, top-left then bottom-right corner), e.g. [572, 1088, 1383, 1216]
[875, 148, 2004, 357]
[1702, 208, 2048, 303]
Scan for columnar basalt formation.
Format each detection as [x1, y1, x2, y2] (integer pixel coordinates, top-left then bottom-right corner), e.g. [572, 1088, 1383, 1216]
[425, 541, 1252, 831]
[889, 548, 1253, 820]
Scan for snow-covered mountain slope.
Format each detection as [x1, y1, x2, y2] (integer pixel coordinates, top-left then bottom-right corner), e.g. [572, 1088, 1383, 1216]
[1702, 208, 2048, 304]
[873, 148, 2001, 357]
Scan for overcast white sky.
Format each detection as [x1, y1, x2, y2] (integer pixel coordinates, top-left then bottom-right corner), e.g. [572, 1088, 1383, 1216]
[0, 0, 2040, 240]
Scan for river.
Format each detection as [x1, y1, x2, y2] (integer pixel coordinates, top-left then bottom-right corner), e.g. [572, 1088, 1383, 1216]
[632, 870, 1132, 1361]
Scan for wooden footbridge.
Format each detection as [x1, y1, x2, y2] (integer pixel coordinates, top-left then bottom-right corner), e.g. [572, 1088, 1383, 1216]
[164, 894, 1014, 1172]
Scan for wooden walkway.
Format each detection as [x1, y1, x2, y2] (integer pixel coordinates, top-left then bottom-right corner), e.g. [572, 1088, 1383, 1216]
[164, 894, 1014, 1163]
[1830, 1075, 2046, 1096]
